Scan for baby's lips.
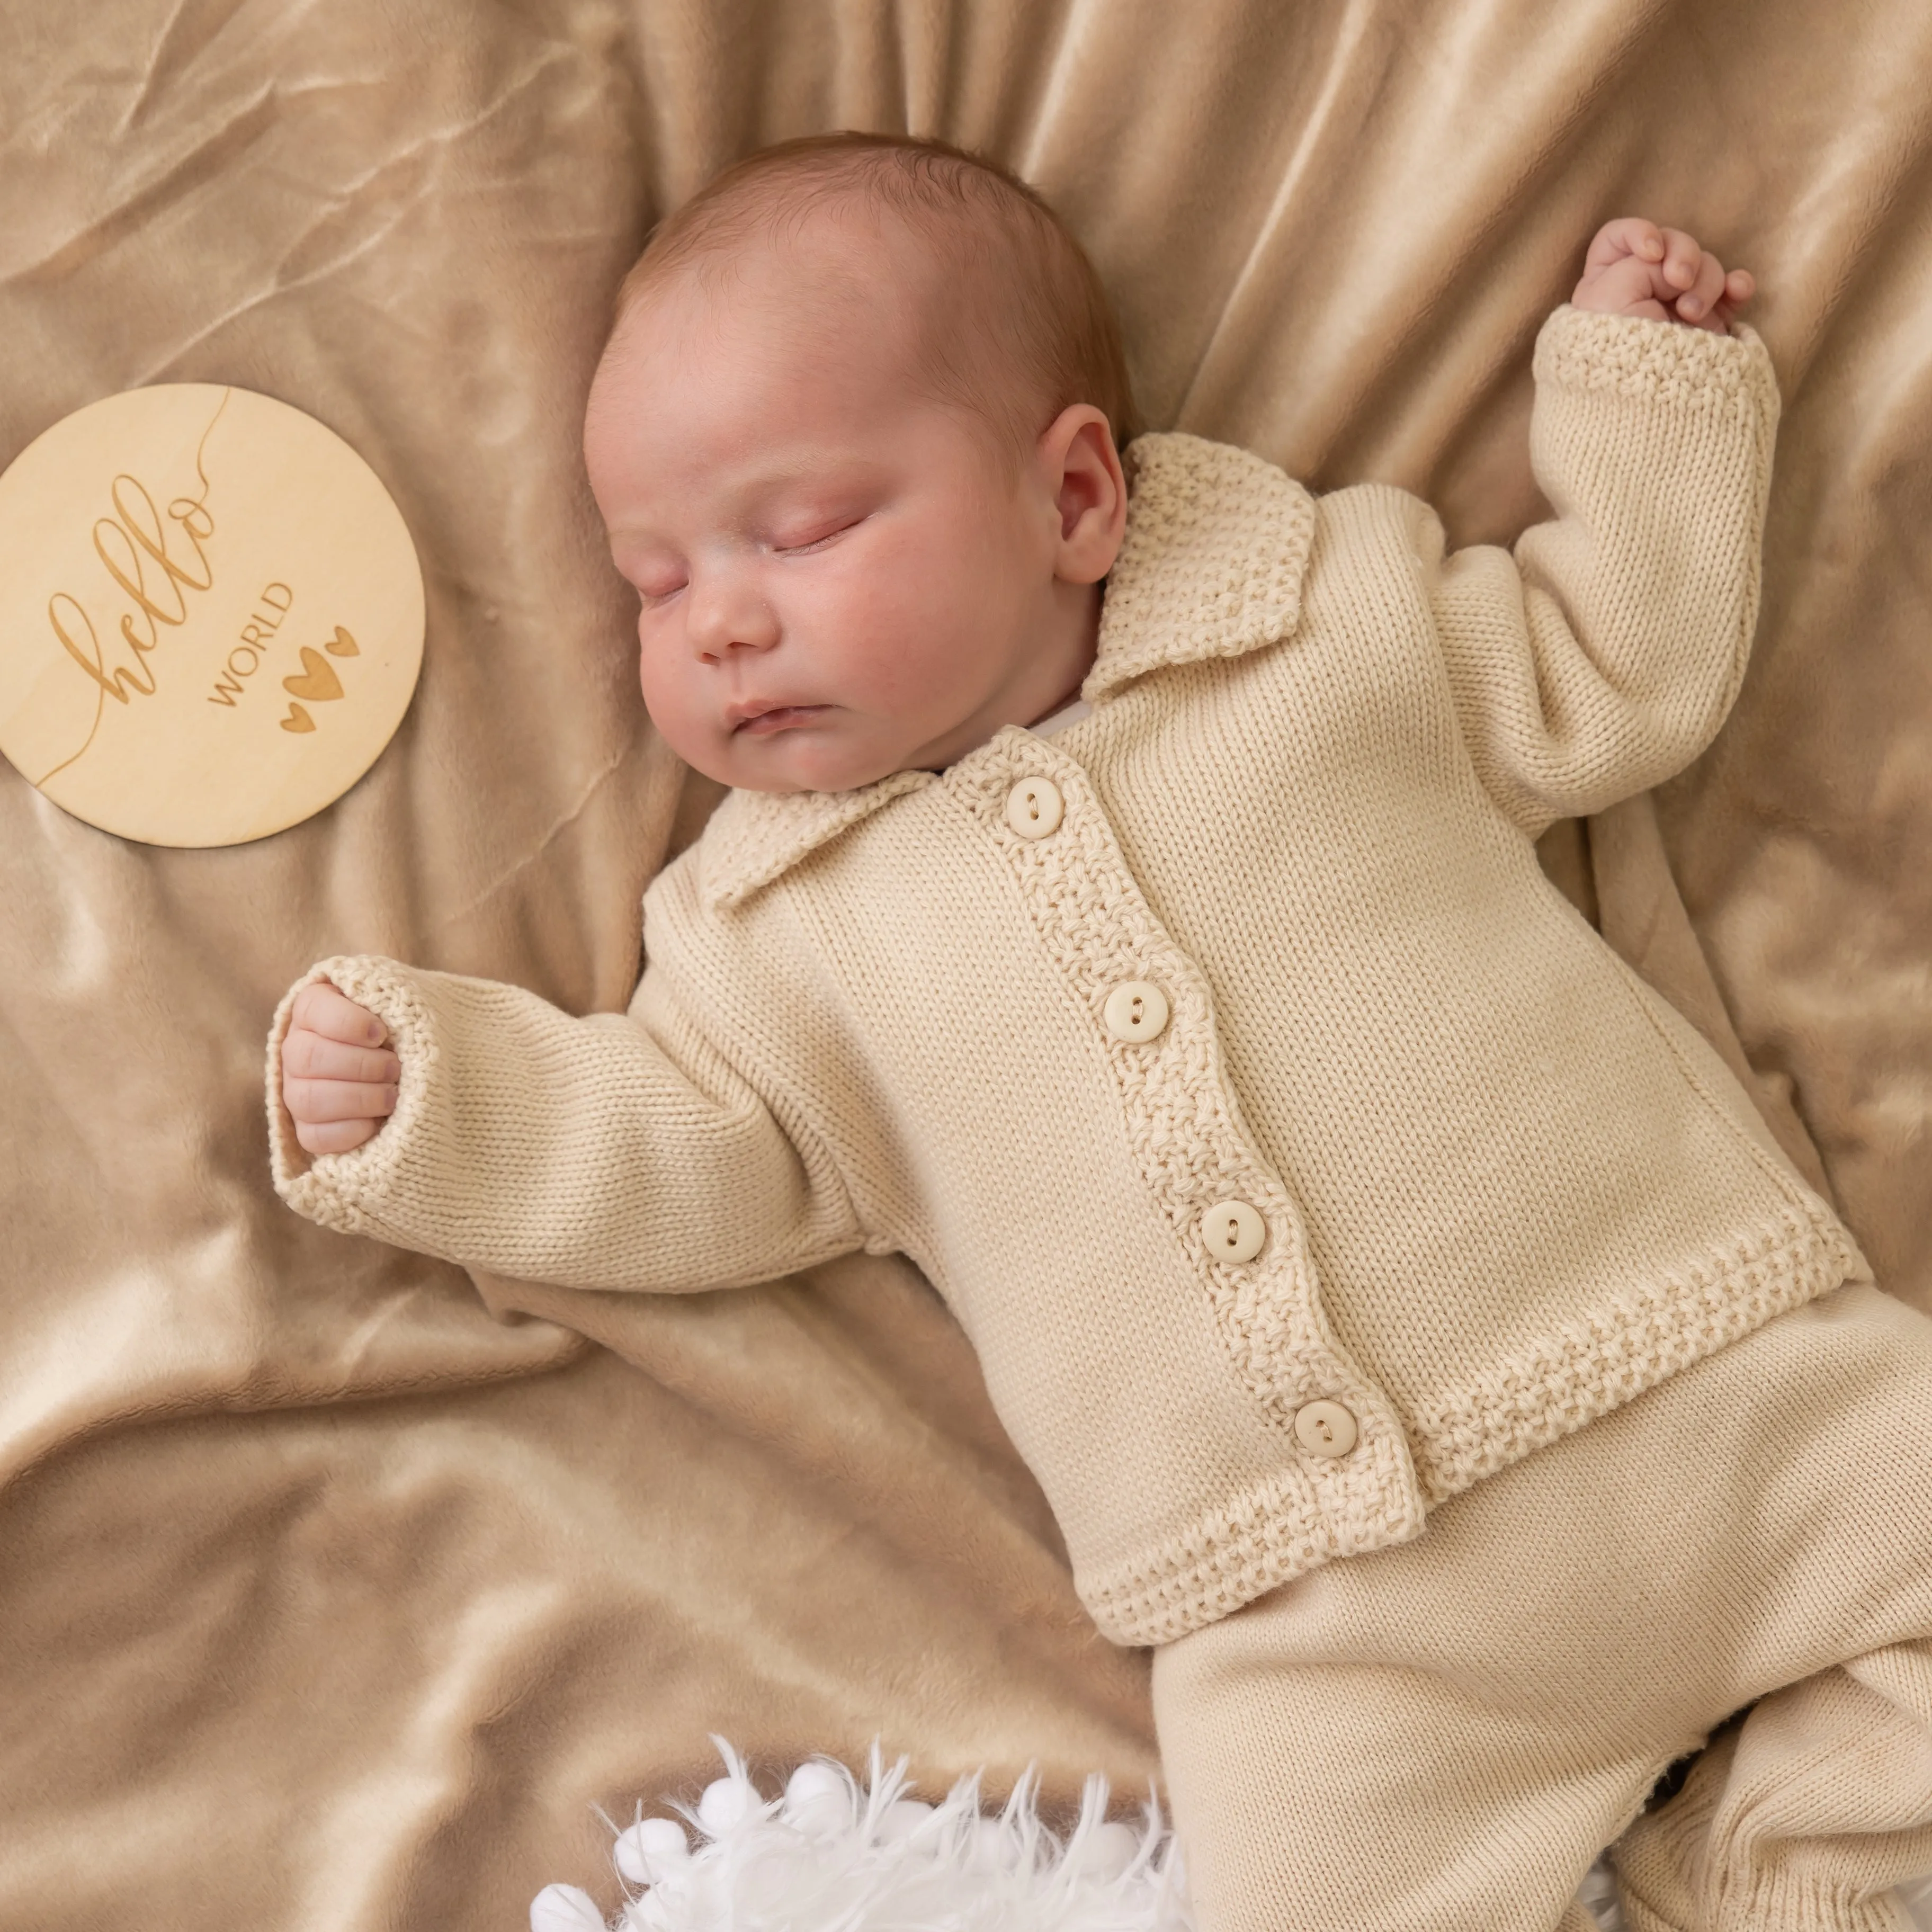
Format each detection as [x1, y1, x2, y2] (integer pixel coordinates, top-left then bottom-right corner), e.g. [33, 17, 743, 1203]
[730, 701, 833, 735]
[723, 695, 788, 729]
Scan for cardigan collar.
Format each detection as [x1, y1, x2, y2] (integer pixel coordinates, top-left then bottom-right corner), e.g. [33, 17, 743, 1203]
[697, 432, 1316, 909]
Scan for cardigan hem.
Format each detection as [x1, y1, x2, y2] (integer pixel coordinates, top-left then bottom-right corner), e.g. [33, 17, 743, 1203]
[1078, 1416, 1429, 1647]
[1082, 1205, 1861, 1648]
[1410, 1203, 1864, 1503]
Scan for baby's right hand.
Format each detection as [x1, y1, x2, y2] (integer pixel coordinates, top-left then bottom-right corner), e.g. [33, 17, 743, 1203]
[281, 981, 399, 1156]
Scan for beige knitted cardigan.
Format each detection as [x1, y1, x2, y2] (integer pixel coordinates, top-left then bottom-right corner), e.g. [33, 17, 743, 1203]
[269, 306, 1867, 1648]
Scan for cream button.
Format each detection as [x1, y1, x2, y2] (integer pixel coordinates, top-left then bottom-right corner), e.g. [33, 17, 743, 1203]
[1202, 1200, 1267, 1264]
[1005, 776, 1065, 839]
[1103, 980, 1169, 1043]
[1294, 1400, 1359, 1459]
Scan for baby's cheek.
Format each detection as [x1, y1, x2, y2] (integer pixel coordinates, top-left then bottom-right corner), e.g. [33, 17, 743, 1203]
[636, 652, 714, 769]
[812, 568, 963, 712]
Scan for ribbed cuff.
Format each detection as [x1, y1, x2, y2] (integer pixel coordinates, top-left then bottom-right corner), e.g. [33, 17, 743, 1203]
[1534, 303, 1776, 424]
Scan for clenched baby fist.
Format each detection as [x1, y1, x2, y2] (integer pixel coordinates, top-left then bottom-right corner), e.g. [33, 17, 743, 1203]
[281, 981, 397, 1156]
[1572, 217, 1755, 333]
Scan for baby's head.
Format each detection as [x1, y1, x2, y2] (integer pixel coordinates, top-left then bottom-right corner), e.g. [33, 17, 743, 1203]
[583, 134, 1137, 793]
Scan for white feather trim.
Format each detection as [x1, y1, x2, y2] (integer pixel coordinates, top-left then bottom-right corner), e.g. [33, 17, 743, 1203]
[532, 1739, 1194, 1932]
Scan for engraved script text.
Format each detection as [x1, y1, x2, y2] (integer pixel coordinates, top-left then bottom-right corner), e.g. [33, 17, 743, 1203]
[35, 390, 229, 785]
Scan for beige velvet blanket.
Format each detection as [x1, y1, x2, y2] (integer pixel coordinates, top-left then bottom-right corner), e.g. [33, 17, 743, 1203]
[3, 3, 1927, 1925]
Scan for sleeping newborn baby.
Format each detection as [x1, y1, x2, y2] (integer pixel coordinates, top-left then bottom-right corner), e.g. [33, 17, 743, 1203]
[269, 135, 1932, 1932]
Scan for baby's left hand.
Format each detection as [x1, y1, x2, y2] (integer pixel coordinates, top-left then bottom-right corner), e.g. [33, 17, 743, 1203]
[1572, 218, 1755, 334]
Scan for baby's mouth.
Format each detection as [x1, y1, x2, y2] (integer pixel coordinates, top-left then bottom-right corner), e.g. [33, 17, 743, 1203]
[731, 704, 832, 736]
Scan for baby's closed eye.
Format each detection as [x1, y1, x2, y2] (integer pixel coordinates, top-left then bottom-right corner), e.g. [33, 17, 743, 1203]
[610, 539, 688, 602]
[769, 509, 870, 553]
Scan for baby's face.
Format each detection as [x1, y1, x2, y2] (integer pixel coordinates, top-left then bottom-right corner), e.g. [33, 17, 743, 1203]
[584, 227, 1111, 793]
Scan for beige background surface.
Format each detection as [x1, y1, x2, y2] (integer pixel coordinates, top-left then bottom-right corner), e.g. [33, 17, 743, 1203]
[1, 2, 1926, 1926]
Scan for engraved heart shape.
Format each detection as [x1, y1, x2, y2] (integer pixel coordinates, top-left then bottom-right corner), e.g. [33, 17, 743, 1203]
[281, 702, 316, 734]
[324, 625, 359, 658]
[283, 646, 344, 704]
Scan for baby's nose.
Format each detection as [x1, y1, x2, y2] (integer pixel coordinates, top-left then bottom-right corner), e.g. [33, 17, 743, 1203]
[687, 576, 780, 659]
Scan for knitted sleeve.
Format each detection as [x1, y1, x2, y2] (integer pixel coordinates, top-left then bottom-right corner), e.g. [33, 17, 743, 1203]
[1424, 304, 1781, 838]
[265, 953, 863, 1291]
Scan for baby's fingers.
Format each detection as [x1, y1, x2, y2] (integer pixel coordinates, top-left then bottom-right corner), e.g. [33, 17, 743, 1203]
[1672, 246, 1730, 326]
[282, 1071, 398, 1128]
[295, 1115, 385, 1157]
[1572, 251, 1672, 320]
[1656, 227, 1706, 293]
[282, 1027, 399, 1085]
[1584, 216, 1666, 272]
[291, 979, 388, 1048]
[1717, 267, 1757, 321]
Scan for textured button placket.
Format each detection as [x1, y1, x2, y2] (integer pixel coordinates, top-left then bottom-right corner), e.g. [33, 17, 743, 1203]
[962, 729, 1426, 1635]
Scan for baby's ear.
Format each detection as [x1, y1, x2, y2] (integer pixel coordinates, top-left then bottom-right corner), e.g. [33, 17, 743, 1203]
[1044, 405, 1127, 585]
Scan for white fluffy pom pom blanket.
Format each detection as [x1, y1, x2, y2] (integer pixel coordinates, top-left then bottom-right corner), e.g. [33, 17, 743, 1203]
[531, 1741, 1932, 1932]
[530, 1740, 1194, 1932]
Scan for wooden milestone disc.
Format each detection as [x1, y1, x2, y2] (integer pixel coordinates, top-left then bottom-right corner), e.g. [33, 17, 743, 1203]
[0, 384, 425, 847]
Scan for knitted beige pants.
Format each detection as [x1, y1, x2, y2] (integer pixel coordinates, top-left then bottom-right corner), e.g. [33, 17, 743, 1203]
[1151, 1283, 1932, 1932]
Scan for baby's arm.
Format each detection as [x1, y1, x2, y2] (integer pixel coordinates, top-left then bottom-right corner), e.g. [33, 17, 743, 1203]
[1420, 218, 1778, 839]
[266, 950, 862, 1292]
